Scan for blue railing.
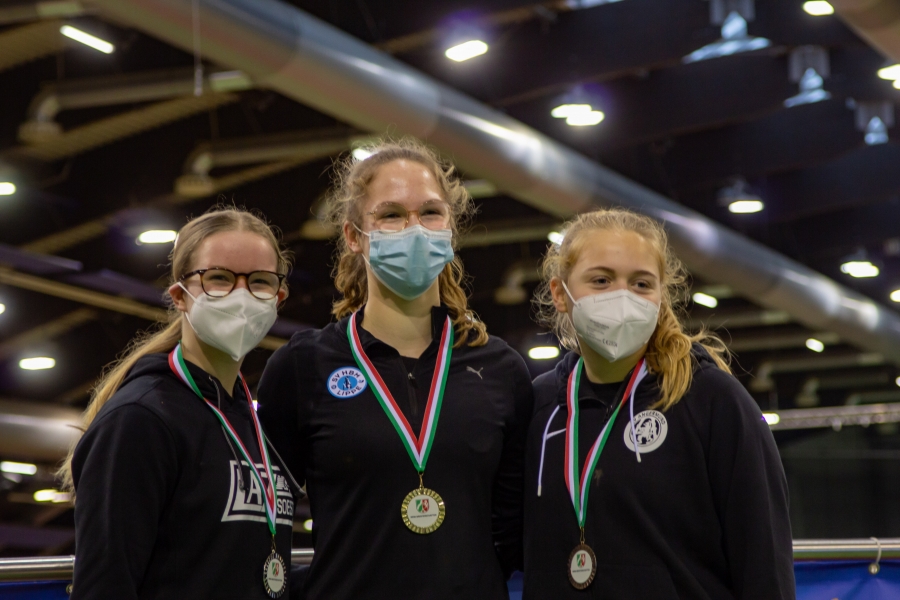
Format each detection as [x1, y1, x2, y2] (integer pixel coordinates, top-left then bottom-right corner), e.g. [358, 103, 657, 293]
[1, 542, 898, 599]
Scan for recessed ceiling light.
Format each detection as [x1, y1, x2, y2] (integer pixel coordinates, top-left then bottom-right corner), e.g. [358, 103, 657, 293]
[137, 230, 177, 244]
[528, 346, 560, 360]
[0, 461, 37, 475]
[728, 199, 764, 214]
[550, 104, 592, 119]
[351, 148, 374, 161]
[895, 376, 900, 388]
[877, 64, 900, 80]
[547, 231, 564, 245]
[566, 111, 605, 127]
[890, 289, 900, 302]
[445, 40, 488, 62]
[762, 412, 780, 426]
[303, 519, 313, 531]
[803, 1, 834, 16]
[60, 25, 114, 54]
[0, 303, 5, 315]
[692, 292, 718, 308]
[0, 182, 15, 196]
[33, 489, 71, 503]
[840, 260, 879, 278]
[19, 357, 56, 370]
[805, 338, 825, 352]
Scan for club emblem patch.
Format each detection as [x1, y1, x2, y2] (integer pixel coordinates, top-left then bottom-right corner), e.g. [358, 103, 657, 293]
[623, 410, 668, 453]
[327, 367, 367, 399]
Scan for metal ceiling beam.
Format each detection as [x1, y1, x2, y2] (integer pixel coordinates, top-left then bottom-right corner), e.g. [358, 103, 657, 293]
[0, 19, 66, 73]
[832, 0, 900, 62]
[0, 2, 88, 26]
[0, 308, 97, 361]
[88, 0, 900, 364]
[0, 399, 81, 462]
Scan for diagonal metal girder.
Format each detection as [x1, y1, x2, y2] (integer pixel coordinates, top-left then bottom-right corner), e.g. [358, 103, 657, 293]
[88, 0, 900, 363]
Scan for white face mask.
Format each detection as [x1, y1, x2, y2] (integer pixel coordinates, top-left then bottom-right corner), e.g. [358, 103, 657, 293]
[178, 285, 278, 361]
[562, 282, 660, 362]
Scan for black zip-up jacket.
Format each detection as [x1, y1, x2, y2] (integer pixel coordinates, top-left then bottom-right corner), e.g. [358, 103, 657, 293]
[257, 305, 534, 600]
[71, 353, 297, 600]
[523, 347, 795, 599]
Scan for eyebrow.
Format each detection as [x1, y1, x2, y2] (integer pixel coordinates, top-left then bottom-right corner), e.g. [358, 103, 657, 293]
[584, 266, 659, 279]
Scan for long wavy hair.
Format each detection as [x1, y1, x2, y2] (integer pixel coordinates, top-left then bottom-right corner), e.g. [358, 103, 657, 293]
[58, 205, 291, 491]
[534, 208, 729, 410]
[325, 137, 488, 347]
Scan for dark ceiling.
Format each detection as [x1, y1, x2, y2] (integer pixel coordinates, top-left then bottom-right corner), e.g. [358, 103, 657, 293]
[1, 0, 900, 555]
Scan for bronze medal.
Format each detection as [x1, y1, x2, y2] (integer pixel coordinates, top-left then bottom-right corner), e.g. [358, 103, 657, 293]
[567, 543, 597, 589]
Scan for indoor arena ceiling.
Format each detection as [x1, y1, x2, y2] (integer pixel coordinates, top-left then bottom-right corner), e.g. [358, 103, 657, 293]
[1, 0, 900, 553]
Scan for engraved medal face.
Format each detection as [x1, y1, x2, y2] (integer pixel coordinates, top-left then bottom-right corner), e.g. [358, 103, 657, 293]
[567, 543, 597, 589]
[401, 487, 445, 534]
[263, 552, 287, 598]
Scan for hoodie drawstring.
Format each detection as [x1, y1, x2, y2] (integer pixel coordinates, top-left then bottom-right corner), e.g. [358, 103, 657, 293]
[627, 362, 649, 464]
[537, 405, 562, 497]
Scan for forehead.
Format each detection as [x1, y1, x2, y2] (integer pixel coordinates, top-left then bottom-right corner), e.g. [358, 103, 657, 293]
[362, 159, 443, 209]
[189, 230, 278, 273]
[570, 229, 661, 277]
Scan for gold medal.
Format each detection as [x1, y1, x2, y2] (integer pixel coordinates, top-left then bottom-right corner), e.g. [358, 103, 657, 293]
[263, 551, 287, 598]
[567, 543, 597, 589]
[401, 486, 445, 534]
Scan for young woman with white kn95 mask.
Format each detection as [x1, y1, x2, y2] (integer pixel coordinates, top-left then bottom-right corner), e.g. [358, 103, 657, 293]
[258, 138, 533, 600]
[62, 207, 302, 600]
[523, 209, 795, 599]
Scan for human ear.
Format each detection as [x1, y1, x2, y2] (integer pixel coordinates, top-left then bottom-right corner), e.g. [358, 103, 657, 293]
[549, 277, 569, 314]
[168, 282, 189, 313]
[344, 221, 366, 255]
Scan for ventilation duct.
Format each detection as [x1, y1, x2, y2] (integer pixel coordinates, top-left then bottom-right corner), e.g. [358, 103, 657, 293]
[831, 0, 900, 62]
[80, 0, 900, 364]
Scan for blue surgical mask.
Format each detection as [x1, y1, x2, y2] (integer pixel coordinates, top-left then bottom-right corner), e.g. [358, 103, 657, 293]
[359, 224, 454, 300]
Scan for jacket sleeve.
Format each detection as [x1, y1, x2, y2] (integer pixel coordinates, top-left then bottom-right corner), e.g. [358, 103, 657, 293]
[491, 348, 535, 577]
[700, 368, 796, 600]
[258, 338, 307, 486]
[70, 403, 178, 600]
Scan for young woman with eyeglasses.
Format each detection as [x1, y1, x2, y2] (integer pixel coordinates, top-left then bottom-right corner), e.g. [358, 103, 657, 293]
[257, 138, 533, 600]
[61, 206, 302, 600]
[522, 209, 794, 599]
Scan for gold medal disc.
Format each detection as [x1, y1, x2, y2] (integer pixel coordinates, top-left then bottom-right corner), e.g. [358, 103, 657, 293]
[263, 551, 286, 598]
[401, 487, 445, 534]
[567, 543, 597, 589]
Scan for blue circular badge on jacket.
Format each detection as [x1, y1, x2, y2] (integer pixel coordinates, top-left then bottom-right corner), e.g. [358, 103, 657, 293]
[327, 367, 367, 399]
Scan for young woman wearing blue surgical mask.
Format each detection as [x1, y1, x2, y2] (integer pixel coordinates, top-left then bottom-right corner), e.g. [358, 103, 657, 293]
[523, 209, 795, 599]
[257, 138, 533, 600]
[61, 207, 301, 600]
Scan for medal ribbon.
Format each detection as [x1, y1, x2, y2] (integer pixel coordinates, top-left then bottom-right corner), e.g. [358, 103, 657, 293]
[347, 311, 453, 473]
[565, 357, 647, 527]
[168, 343, 278, 536]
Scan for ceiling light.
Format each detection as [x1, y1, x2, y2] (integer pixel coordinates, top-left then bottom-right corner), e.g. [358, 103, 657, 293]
[137, 230, 177, 244]
[303, 519, 313, 531]
[445, 40, 488, 62]
[805, 338, 825, 353]
[864, 116, 889, 145]
[877, 64, 900, 80]
[728, 199, 764, 214]
[566, 111, 605, 126]
[528, 346, 561, 360]
[33, 489, 71, 503]
[890, 289, 900, 302]
[894, 80, 900, 90]
[692, 292, 718, 308]
[896, 376, 900, 388]
[19, 357, 56, 370]
[762, 412, 780, 426]
[784, 67, 830, 108]
[551, 104, 592, 119]
[0, 461, 37, 476]
[0, 182, 15, 195]
[547, 231, 565, 245]
[60, 25, 114, 54]
[0, 303, 5, 315]
[683, 12, 771, 63]
[352, 148, 374, 161]
[840, 260, 879, 278]
[803, 1, 834, 15]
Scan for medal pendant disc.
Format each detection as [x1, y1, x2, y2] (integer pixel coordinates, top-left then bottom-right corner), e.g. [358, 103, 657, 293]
[567, 543, 597, 589]
[263, 551, 287, 598]
[401, 487, 445, 534]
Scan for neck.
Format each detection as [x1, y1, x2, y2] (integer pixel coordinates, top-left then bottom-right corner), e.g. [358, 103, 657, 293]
[579, 338, 646, 384]
[180, 321, 242, 395]
[360, 274, 439, 358]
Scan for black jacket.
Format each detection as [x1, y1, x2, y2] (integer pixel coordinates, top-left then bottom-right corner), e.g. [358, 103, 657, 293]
[71, 353, 297, 600]
[257, 306, 533, 600]
[523, 347, 795, 599]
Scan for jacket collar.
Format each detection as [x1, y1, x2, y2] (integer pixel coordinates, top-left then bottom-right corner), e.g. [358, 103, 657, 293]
[336, 304, 451, 355]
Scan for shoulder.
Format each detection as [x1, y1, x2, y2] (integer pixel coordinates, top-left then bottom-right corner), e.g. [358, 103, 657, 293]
[94, 373, 176, 426]
[683, 359, 765, 428]
[474, 335, 531, 378]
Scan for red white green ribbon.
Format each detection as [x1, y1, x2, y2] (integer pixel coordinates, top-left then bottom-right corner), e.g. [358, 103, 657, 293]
[565, 357, 647, 528]
[347, 311, 453, 473]
[168, 343, 278, 536]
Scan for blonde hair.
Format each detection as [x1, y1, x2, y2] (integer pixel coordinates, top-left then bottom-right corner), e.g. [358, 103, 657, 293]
[58, 205, 291, 491]
[535, 208, 729, 410]
[325, 137, 488, 347]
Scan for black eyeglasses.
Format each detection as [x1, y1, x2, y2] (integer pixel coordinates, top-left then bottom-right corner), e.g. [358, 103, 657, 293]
[180, 268, 285, 300]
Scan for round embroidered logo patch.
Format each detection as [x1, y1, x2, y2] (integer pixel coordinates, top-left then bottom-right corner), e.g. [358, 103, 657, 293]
[327, 367, 367, 399]
[623, 410, 668, 453]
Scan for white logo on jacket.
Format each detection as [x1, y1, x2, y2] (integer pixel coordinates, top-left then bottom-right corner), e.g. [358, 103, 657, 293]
[623, 410, 668, 453]
[222, 460, 294, 526]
